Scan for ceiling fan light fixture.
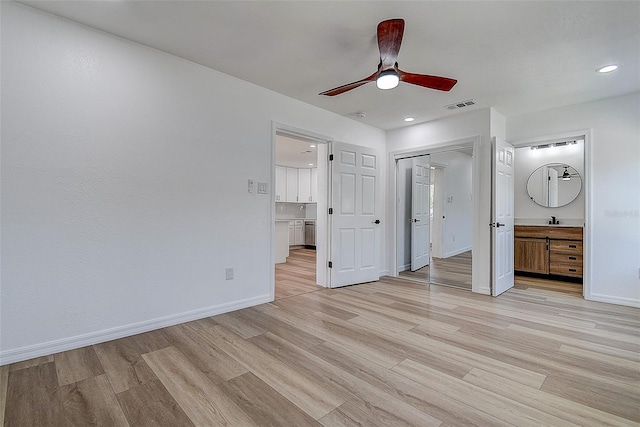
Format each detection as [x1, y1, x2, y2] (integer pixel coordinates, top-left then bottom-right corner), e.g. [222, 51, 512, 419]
[376, 70, 399, 90]
[562, 167, 571, 181]
[597, 64, 618, 73]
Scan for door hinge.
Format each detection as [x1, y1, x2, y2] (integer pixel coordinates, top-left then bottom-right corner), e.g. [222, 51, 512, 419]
[329, 154, 334, 161]
[328, 261, 333, 268]
[329, 208, 333, 214]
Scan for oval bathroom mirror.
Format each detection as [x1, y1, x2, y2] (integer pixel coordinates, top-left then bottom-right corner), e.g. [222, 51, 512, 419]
[526, 163, 582, 208]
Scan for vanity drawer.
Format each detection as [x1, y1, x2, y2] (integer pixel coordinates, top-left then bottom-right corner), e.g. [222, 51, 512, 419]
[550, 252, 583, 265]
[550, 263, 583, 278]
[550, 240, 582, 254]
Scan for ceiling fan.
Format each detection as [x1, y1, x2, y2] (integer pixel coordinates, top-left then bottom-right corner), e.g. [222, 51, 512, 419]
[320, 18, 457, 96]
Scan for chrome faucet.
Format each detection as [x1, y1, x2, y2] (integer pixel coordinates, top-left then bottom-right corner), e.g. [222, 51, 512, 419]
[549, 216, 560, 225]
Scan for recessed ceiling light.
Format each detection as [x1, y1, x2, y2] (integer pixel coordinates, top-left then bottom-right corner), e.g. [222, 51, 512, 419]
[403, 117, 415, 122]
[309, 144, 316, 148]
[308, 163, 314, 166]
[597, 65, 618, 73]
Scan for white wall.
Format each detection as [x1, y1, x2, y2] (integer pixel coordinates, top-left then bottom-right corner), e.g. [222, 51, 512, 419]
[514, 140, 584, 225]
[387, 108, 500, 295]
[0, 3, 386, 363]
[507, 93, 640, 307]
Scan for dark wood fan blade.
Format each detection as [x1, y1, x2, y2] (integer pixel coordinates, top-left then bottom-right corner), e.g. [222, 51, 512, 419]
[377, 19, 404, 69]
[398, 69, 457, 91]
[319, 71, 378, 96]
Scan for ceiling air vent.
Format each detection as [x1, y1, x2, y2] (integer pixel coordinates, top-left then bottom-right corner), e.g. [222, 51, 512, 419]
[445, 99, 477, 110]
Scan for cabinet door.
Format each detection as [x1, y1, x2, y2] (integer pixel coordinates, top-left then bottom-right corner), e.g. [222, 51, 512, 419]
[288, 221, 295, 245]
[286, 168, 298, 202]
[298, 168, 311, 202]
[275, 166, 287, 202]
[310, 168, 318, 202]
[514, 237, 549, 274]
[294, 221, 305, 245]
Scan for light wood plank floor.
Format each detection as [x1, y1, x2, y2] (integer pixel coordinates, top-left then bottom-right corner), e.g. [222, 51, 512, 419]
[515, 273, 583, 296]
[2, 277, 639, 426]
[399, 251, 472, 290]
[275, 248, 322, 300]
[398, 251, 583, 296]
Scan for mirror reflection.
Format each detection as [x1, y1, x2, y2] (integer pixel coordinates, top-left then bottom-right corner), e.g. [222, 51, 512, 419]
[526, 163, 581, 207]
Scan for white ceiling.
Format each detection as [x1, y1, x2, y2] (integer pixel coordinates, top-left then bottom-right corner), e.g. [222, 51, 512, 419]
[19, 1, 640, 131]
[276, 134, 318, 169]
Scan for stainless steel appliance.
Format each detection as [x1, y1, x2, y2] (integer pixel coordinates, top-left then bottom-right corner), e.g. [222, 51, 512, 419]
[304, 220, 316, 247]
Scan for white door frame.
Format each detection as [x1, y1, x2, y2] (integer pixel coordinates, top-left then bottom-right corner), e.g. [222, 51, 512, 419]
[430, 165, 445, 259]
[509, 129, 591, 300]
[271, 122, 333, 300]
[388, 135, 481, 292]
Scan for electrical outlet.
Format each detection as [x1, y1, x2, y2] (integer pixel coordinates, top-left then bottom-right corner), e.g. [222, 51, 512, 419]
[453, 235, 456, 242]
[225, 267, 234, 280]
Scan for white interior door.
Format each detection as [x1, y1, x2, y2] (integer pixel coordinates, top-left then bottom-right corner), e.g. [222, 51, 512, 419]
[411, 157, 430, 271]
[330, 142, 381, 287]
[491, 137, 515, 296]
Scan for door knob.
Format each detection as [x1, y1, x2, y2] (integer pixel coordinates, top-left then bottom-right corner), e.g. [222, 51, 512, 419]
[374, 219, 381, 224]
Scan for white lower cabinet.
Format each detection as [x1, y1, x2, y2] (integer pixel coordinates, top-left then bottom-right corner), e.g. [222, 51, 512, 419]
[288, 220, 305, 246]
[288, 221, 295, 245]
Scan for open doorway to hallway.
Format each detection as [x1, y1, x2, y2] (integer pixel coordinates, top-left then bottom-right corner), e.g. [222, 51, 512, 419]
[396, 147, 474, 290]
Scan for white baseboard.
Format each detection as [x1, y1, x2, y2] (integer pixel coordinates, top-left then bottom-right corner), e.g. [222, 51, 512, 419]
[443, 245, 472, 259]
[475, 286, 491, 295]
[0, 294, 272, 366]
[585, 293, 640, 308]
[397, 264, 411, 273]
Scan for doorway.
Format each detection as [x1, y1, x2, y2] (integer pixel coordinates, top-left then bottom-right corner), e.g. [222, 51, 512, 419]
[396, 146, 474, 290]
[272, 125, 330, 300]
[512, 136, 586, 296]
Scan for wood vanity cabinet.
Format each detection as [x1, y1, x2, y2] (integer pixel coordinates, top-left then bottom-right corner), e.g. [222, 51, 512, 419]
[549, 240, 583, 278]
[514, 238, 549, 274]
[514, 226, 583, 279]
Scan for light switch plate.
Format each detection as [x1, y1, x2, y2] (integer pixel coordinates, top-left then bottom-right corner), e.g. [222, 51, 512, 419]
[257, 182, 268, 194]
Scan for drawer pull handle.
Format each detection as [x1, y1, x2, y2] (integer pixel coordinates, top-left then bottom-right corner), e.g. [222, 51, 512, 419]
[569, 256, 577, 260]
[569, 269, 577, 272]
[568, 244, 577, 248]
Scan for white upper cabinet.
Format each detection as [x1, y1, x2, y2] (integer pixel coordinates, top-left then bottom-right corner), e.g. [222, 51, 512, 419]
[286, 167, 299, 202]
[298, 168, 311, 202]
[275, 166, 287, 202]
[276, 166, 317, 203]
